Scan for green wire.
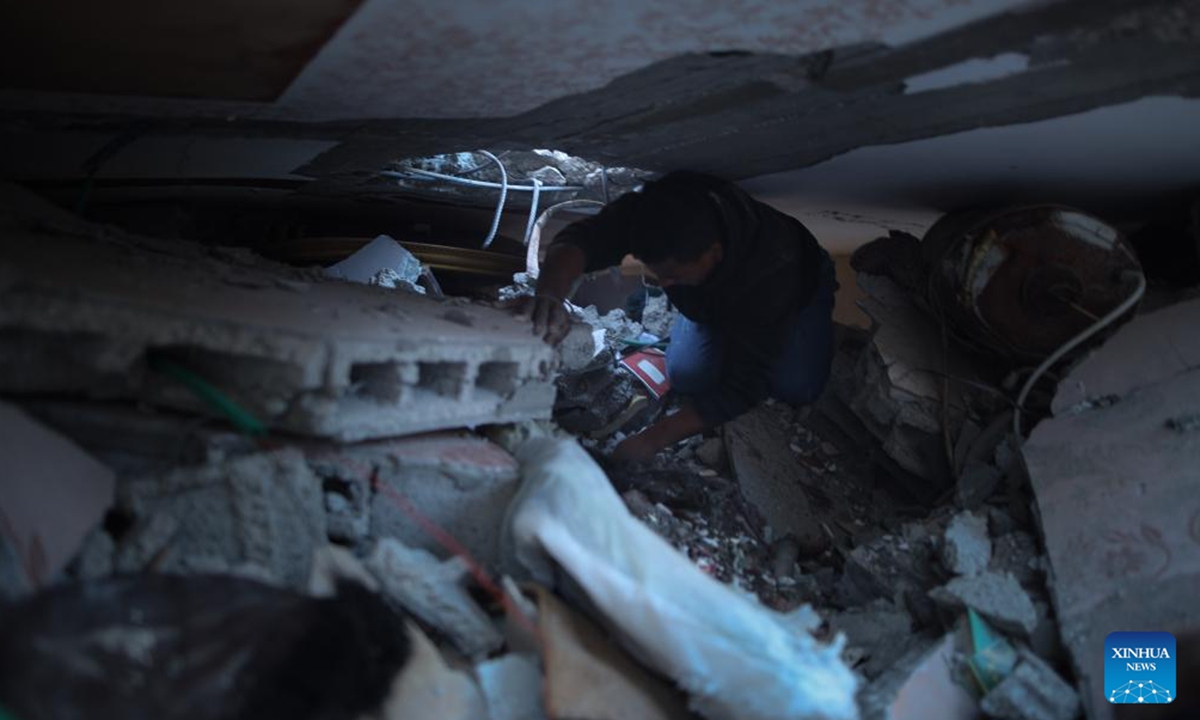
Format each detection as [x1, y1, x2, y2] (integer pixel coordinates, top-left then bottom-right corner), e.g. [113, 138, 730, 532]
[148, 356, 267, 437]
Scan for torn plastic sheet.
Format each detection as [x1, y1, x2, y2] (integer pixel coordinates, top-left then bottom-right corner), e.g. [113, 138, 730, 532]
[504, 438, 859, 720]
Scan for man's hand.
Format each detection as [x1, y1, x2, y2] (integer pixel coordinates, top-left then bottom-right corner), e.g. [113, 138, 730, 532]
[611, 402, 709, 464]
[612, 432, 661, 463]
[514, 294, 571, 346]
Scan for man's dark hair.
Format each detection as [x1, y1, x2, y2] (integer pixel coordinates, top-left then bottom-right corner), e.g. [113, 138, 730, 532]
[629, 172, 724, 264]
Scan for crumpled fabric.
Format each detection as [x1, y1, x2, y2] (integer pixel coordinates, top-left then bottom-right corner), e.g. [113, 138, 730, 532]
[504, 438, 860, 720]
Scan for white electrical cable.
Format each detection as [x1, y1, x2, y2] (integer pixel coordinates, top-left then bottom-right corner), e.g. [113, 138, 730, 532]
[522, 177, 542, 249]
[1013, 270, 1146, 439]
[524, 199, 605, 278]
[477, 150, 507, 249]
[379, 168, 580, 193]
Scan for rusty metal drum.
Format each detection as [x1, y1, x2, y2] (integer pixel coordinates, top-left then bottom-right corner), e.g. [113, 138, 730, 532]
[923, 205, 1142, 363]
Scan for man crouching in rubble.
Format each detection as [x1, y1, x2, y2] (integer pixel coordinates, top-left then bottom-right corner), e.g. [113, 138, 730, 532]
[520, 170, 837, 463]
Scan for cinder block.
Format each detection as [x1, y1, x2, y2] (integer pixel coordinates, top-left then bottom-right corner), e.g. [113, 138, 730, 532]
[119, 449, 326, 589]
[0, 219, 556, 441]
[308, 433, 520, 571]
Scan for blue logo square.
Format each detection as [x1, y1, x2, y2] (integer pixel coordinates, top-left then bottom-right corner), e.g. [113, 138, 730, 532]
[1105, 632, 1176, 705]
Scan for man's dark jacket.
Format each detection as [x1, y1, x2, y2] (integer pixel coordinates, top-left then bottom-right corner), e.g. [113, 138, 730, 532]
[554, 171, 830, 425]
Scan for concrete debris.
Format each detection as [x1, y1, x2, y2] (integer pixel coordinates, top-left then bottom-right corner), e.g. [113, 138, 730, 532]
[695, 436, 727, 468]
[725, 405, 827, 557]
[828, 600, 913, 679]
[307, 544, 379, 598]
[0, 215, 556, 442]
[382, 621, 488, 720]
[507, 438, 859, 720]
[569, 303, 644, 352]
[309, 433, 521, 572]
[1023, 297, 1200, 720]
[979, 649, 1080, 720]
[860, 633, 980, 720]
[929, 572, 1038, 638]
[839, 272, 991, 487]
[367, 537, 503, 660]
[475, 654, 547, 720]
[324, 484, 370, 545]
[559, 320, 608, 371]
[118, 449, 326, 589]
[941, 512, 992, 577]
[640, 290, 678, 338]
[841, 528, 938, 607]
[527, 165, 568, 186]
[554, 364, 649, 437]
[529, 583, 691, 720]
[0, 400, 115, 598]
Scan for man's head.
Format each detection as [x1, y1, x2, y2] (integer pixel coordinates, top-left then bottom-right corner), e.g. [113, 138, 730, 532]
[630, 176, 725, 288]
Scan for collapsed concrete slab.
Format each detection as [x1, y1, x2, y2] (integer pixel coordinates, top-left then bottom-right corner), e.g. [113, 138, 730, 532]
[117, 449, 326, 589]
[1023, 298, 1200, 720]
[0, 209, 556, 442]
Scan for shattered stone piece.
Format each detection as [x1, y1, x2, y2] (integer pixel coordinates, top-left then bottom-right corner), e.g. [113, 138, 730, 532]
[119, 449, 326, 589]
[640, 291, 677, 338]
[475, 654, 548, 720]
[929, 571, 1038, 637]
[559, 321, 607, 371]
[841, 530, 938, 604]
[695, 437, 726, 468]
[367, 537, 503, 659]
[980, 650, 1080, 720]
[528, 165, 568, 186]
[940, 511, 991, 576]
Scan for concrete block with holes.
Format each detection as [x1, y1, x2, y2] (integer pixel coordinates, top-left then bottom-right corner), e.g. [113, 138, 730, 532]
[0, 207, 557, 442]
[306, 433, 521, 571]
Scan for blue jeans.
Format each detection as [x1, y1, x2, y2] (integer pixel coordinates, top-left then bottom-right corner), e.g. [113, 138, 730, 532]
[665, 258, 837, 405]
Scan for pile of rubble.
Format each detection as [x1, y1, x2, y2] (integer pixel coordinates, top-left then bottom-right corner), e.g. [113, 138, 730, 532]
[3, 182, 1197, 720]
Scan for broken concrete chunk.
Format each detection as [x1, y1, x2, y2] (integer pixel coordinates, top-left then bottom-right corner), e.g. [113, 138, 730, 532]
[980, 650, 1080, 720]
[941, 512, 991, 577]
[559, 321, 607, 371]
[725, 405, 827, 557]
[118, 449, 326, 589]
[475, 654, 548, 720]
[842, 530, 938, 605]
[366, 537, 503, 660]
[73, 528, 115, 580]
[929, 571, 1038, 637]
